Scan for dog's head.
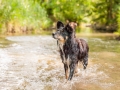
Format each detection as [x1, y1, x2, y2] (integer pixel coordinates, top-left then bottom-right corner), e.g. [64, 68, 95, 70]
[52, 21, 68, 43]
[52, 21, 75, 43]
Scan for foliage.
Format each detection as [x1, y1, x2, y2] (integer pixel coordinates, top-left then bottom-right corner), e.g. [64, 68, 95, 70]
[40, 0, 91, 24]
[36, 0, 120, 33]
[0, 0, 51, 33]
[117, 7, 120, 35]
[0, 0, 120, 33]
[89, 0, 120, 25]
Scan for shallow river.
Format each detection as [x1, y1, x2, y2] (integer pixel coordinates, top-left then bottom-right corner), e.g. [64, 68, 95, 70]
[0, 35, 120, 90]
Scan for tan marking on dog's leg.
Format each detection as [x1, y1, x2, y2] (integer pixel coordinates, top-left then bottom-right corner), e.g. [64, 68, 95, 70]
[75, 62, 78, 73]
[65, 69, 69, 79]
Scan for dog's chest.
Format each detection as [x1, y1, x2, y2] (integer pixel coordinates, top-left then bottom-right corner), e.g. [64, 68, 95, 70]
[57, 41, 71, 65]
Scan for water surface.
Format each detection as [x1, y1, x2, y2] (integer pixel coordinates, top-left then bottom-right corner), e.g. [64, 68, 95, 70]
[0, 35, 120, 90]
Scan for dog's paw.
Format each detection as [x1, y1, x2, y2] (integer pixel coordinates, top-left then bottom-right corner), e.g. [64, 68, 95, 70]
[74, 72, 79, 76]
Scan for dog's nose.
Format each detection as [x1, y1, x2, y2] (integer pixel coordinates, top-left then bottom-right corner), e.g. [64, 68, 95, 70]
[52, 33, 55, 36]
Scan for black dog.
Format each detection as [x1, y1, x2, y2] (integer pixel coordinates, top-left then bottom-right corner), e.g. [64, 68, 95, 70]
[52, 21, 89, 80]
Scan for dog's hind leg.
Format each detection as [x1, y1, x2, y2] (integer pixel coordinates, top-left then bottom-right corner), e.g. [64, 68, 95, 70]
[83, 54, 88, 69]
[74, 61, 78, 73]
[64, 64, 69, 79]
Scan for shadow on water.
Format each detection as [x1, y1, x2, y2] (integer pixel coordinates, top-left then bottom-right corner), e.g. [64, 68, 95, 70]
[0, 35, 120, 90]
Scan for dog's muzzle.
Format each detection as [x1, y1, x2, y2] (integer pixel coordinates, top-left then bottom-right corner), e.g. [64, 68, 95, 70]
[52, 33, 57, 39]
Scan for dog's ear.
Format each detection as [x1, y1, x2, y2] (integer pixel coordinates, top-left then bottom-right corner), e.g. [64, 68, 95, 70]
[65, 24, 73, 33]
[57, 21, 64, 29]
[69, 22, 77, 29]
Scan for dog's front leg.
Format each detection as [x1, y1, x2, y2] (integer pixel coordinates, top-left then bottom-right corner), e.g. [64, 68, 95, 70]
[68, 62, 75, 80]
[64, 64, 68, 79]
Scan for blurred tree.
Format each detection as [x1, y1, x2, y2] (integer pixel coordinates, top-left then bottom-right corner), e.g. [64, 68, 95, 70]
[40, 0, 91, 24]
[89, 0, 120, 32]
[0, 0, 51, 33]
[0, 0, 120, 34]
[90, 0, 120, 25]
[117, 7, 120, 35]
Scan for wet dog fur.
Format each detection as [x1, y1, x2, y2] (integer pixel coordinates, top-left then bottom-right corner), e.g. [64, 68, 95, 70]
[52, 21, 89, 80]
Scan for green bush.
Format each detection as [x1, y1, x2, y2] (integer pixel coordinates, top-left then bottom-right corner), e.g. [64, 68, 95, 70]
[117, 7, 120, 35]
[42, 0, 90, 23]
[0, 0, 52, 33]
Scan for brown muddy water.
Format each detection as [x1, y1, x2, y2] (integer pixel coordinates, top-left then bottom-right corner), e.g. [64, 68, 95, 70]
[0, 35, 120, 90]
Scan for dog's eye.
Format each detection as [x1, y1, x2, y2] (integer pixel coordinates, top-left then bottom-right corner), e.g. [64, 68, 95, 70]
[60, 29, 64, 31]
[57, 29, 63, 32]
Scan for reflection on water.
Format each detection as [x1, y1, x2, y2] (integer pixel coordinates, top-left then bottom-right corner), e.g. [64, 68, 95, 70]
[0, 35, 120, 90]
